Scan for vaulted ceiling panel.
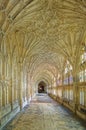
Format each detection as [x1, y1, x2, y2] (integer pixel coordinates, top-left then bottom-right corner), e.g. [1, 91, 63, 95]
[0, 0, 86, 84]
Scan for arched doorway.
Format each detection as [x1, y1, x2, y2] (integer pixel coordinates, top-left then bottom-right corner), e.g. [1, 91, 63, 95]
[38, 81, 47, 93]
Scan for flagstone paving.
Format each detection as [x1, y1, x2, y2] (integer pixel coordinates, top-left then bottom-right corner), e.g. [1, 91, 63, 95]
[2, 94, 86, 130]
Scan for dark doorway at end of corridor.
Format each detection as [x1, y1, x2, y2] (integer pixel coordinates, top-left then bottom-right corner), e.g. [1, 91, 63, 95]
[38, 81, 47, 93]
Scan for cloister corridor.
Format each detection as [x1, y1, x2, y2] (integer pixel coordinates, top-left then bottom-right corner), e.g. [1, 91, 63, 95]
[2, 94, 86, 130]
[0, 0, 86, 129]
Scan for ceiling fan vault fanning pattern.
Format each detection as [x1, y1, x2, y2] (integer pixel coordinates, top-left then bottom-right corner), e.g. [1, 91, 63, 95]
[0, 0, 86, 85]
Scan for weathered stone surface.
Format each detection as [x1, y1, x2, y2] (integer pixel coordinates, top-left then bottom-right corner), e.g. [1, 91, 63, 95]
[2, 94, 86, 130]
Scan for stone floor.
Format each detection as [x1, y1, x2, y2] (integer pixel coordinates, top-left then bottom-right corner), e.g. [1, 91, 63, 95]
[3, 94, 86, 130]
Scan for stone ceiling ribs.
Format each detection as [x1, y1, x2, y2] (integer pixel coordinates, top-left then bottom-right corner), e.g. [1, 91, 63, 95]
[0, 0, 86, 84]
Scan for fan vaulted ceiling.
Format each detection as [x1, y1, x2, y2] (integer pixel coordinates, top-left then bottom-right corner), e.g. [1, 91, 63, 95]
[0, 0, 86, 85]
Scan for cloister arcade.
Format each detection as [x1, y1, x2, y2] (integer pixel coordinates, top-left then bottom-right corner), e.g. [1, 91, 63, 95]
[0, 0, 86, 129]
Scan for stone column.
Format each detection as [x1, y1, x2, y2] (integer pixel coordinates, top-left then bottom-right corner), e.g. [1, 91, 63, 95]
[6, 62, 9, 104]
[2, 60, 7, 107]
[18, 63, 23, 110]
[84, 87, 86, 107]
[72, 71, 80, 113]
[0, 86, 2, 108]
[5, 60, 9, 105]
[26, 72, 29, 103]
[6, 86, 8, 104]
[23, 66, 26, 101]
[61, 73, 64, 101]
[25, 67, 29, 103]
[0, 57, 2, 108]
[15, 66, 18, 100]
[28, 74, 32, 102]
[13, 64, 17, 102]
[2, 87, 6, 107]
[8, 57, 14, 110]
